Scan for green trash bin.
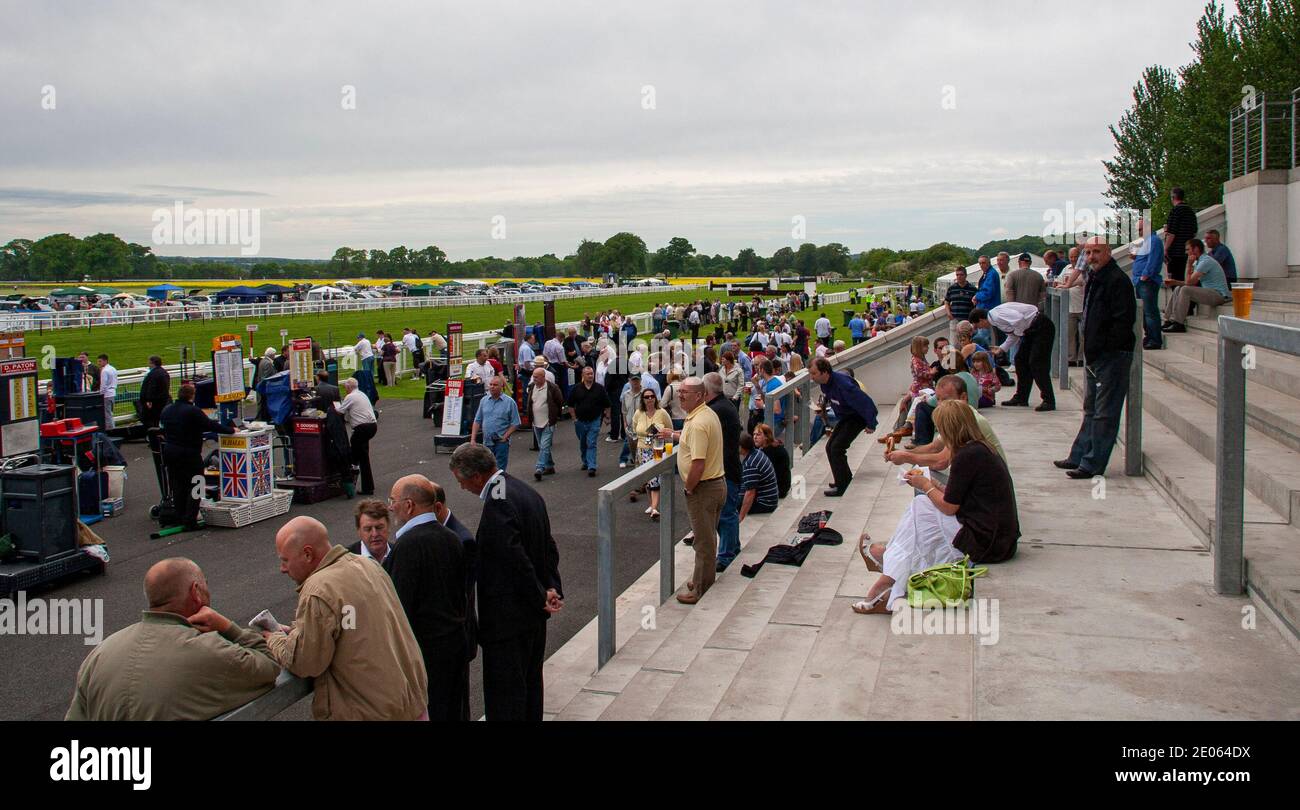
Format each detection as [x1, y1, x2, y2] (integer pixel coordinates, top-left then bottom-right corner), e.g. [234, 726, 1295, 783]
[842, 309, 855, 327]
[664, 319, 681, 338]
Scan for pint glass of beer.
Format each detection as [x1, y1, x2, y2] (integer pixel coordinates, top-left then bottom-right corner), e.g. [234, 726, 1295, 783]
[1231, 283, 1254, 319]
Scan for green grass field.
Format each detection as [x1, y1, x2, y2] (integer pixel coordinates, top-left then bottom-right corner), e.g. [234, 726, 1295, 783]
[29, 283, 876, 375]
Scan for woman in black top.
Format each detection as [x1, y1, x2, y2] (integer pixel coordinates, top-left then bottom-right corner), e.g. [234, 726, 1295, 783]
[753, 423, 790, 499]
[853, 399, 1019, 614]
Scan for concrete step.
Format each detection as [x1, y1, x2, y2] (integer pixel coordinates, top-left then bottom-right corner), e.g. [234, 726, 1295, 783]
[1188, 301, 1300, 333]
[1161, 327, 1300, 399]
[1254, 275, 1300, 293]
[658, 468, 886, 720]
[1130, 374, 1300, 525]
[590, 438, 882, 720]
[1143, 349, 1300, 453]
[1085, 371, 1300, 648]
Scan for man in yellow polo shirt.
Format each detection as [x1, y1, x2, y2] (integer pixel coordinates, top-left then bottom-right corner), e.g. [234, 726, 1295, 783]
[671, 377, 727, 603]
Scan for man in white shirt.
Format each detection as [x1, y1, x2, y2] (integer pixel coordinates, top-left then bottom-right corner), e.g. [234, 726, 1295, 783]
[97, 354, 118, 429]
[970, 303, 1055, 412]
[354, 333, 375, 379]
[814, 313, 833, 348]
[401, 328, 418, 355]
[335, 377, 379, 494]
[465, 349, 494, 387]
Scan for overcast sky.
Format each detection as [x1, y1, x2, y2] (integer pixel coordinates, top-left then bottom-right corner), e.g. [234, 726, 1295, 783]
[0, 0, 1219, 261]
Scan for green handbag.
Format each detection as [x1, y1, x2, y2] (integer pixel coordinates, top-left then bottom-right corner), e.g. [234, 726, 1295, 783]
[906, 555, 987, 608]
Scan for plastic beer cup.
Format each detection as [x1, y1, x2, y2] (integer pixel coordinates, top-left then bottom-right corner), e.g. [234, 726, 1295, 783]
[1231, 283, 1254, 319]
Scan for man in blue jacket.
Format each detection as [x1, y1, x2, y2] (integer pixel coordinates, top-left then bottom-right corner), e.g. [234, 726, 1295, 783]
[1130, 218, 1164, 350]
[809, 356, 878, 496]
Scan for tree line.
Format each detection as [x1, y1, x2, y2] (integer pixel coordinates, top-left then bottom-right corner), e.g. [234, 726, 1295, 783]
[2, 229, 1053, 286]
[1104, 0, 1300, 226]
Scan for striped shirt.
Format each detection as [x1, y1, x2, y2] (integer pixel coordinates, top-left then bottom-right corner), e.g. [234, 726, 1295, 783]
[741, 449, 779, 512]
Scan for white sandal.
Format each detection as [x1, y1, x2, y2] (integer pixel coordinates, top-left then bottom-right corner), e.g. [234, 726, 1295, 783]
[851, 591, 892, 614]
[858, 533, 883, 573]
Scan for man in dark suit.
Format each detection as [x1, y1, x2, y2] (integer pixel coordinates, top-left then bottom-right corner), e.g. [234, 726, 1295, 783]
[430, 480, 478, 721]
[311, 370, 340, 410]
[384, 474, 469, 721]
[139, 355, 172, 430]
[346, 498, 393, 567]
[448, 443, 562, 721]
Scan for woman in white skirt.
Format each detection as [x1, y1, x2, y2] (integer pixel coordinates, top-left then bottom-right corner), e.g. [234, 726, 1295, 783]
[852, 399, 1020, 614]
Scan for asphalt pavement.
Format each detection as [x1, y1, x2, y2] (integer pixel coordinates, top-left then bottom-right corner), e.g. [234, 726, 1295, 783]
[0, 396, 682, 720]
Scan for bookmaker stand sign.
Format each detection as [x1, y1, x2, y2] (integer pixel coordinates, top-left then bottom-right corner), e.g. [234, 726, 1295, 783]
[211, 334, 246, 403]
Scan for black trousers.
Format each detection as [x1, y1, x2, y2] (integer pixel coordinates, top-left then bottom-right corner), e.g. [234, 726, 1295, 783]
[419, 633, 470, 722]
[350, 422, 377, 493]
[605, 374, 627, 439]
[481, 619, 547, 721]
[825, 412, 870, 493]
[1012, 315, 1056, 406]
[163, 446, 203, 527]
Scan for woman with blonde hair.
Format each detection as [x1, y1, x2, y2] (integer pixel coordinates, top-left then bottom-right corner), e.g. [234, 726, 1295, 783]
[631, 387, 674, 520]
[660, 369, 688, 429]
[852, 399, 1020, 614]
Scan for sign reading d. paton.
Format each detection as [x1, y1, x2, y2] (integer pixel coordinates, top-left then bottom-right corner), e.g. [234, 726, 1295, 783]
[50, 740, 151, 791]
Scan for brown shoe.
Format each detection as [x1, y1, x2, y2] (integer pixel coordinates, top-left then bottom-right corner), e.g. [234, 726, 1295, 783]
[676, 590, 700, 605]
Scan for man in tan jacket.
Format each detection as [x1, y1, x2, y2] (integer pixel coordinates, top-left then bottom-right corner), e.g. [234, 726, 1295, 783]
[264, 516, 428, 720]
[66, 558, 279, 720]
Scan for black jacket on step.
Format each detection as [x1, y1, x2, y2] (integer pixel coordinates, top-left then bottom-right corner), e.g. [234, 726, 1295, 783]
[474, 473, 562, 643]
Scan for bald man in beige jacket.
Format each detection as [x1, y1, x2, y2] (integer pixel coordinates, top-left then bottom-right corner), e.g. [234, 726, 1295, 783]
[264, 516, 428, 720]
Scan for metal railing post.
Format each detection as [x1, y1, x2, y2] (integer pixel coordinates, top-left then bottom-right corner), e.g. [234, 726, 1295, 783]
[658, 467, 676, 604]
[1125, 306, 1143, 476]
[596, 488, 616, 667]
[1048, 289, 1061, 378]
[1056, 289, 1071, 390]
[1214, 328, 1247, 595]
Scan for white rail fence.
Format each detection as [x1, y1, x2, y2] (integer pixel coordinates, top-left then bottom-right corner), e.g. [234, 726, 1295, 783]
[2, 284, 704, 332]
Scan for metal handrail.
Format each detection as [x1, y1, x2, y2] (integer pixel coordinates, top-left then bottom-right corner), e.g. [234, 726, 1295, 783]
[1214, 317, 1300, 595]
[595, 454, 679, 667]
[214, 670, 313, 720]
[760, 308, 948, 450]
[1228, 89, 1296, 179]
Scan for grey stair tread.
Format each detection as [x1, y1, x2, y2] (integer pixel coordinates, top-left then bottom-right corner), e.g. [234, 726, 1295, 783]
[1137, 417, 1286, 536]
[597, 669, 680, 720]
[783, 595, 893, 720]
[650, 647, 749, 720]
[710, 622, 820, 720]
[1160, 327, 1300, 398]
[1143, 350, 1300, 452]
[1138, 373, 1300, 523]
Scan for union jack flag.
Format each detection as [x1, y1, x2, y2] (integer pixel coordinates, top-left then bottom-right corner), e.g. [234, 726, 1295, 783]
[251, 450, 271, 498]
[221, 451, 249, 500]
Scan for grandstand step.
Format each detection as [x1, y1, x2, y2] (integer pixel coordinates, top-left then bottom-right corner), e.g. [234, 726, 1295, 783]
[1254, 274, 1300, 293]
[588, 437, 881, 720]
[1143, 349, 1300, 453]
[1133, 374, 1300, 525]
[1161, 327, 1300, 400]
[1188, 302, 1300, 333]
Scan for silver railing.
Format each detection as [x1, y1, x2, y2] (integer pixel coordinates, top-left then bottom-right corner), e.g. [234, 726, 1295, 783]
[1214, 317, 1300, 595]
[1045, 284, 1143, 476]
[595, 455, 679, 668]
[214, 671, 313, 720]
[1227, 87, 1298, 179]
[761, 308, 948, 454]
[593, 307, 945, 669]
